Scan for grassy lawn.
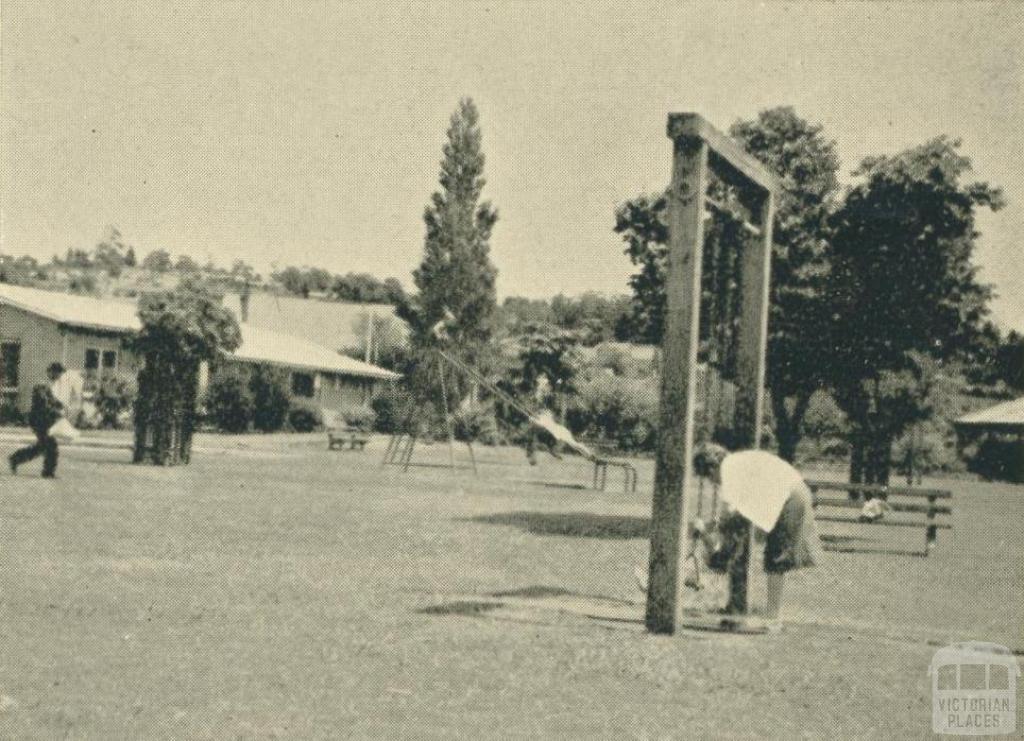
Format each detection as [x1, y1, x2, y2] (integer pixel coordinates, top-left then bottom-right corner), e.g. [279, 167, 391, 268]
[1, 436, 1022, 739]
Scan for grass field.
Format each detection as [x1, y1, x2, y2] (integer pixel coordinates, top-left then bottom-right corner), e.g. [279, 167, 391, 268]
[2, 434, 1022, 739]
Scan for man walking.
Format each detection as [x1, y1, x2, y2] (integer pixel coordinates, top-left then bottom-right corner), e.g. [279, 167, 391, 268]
[9, 362, 67, 478]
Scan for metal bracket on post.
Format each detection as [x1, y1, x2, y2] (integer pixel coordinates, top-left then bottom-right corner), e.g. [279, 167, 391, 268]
[645, 113, 777, 635]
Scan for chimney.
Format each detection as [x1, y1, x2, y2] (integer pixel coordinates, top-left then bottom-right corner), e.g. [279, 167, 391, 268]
[240, 284, 251, 323]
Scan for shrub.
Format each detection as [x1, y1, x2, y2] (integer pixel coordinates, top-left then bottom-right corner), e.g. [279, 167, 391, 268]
[965, 435, 1023, 482]
[566, 374, 659, 453]
[204, 367, 254, 433]
[249, 366, 292, 432]
[801, 391, 849, 439]
[94, 373, 137, 429]
[287, 400, 322, 432]
[891, 423, 963, 477]
[452, 405, 503, 446]
[371, 390, 415, 434]
[0, 400, 25, 426]
[340, 405, 376, 431]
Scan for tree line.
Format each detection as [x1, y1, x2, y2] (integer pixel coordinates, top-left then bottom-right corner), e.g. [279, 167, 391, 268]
[399, 100, 1020, 485]
[614, 107, 1017, 483]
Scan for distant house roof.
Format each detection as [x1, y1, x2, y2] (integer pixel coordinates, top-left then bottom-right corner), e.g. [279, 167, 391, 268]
[955, 397, 1024, 431]
[222, 291, 405, 353]
[0, 283, 399, 381]
[231, 325, 399, 380]
[0, 281, 140, 332]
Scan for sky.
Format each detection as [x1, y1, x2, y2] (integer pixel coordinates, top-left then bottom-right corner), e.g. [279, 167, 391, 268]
[2, 1, 1022, 330]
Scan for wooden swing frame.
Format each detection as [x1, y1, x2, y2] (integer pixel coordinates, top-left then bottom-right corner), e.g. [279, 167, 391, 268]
[644, 113, 777, 635]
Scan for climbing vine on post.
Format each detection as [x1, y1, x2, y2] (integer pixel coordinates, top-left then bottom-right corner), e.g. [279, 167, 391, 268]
[131, 281, 241, 465]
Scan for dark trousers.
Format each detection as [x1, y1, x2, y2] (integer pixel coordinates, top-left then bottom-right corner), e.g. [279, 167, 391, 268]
[11, 431, 59, 476]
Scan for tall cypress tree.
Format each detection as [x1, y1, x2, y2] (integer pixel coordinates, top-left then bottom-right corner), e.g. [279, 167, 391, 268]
[400, 98, 499, 369]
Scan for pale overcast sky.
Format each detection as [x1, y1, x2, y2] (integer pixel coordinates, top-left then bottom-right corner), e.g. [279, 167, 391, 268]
[2, 1, 1022, 329]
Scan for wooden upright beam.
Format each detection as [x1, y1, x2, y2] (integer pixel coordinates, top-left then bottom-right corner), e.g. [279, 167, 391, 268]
[725, 190, 775, 613]
[645, 136, 709, 635]
[734, 193, 774, 449]
[646, 113, 776, 632]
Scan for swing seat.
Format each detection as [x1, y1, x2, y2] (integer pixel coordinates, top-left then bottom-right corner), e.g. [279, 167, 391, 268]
[583, 446, 639, 494]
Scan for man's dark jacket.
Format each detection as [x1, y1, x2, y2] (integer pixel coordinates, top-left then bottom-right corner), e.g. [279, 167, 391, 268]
[27, 384, 63, 436]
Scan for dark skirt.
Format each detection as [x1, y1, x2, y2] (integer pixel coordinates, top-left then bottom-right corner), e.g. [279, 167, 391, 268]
[764, 486, 819, 573]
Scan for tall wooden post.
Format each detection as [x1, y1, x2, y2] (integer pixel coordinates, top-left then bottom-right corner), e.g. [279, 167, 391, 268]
[645, 113, 776, 633]
[645, 135, 708, 634]
[726, 191, 774, 613]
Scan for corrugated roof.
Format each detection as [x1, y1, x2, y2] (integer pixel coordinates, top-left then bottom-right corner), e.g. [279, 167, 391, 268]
[956, 397, 1024, 428]
[222, 292, 404, 353]
[0, 283, 399, 380]
[231, 324, 399, 380]
[0, 281, 141, 332]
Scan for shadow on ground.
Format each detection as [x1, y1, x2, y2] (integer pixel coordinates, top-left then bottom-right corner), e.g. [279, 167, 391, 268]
[819, 533, 926, 558]
[419, 600, 505, 616]
[464, 511, 649, 539]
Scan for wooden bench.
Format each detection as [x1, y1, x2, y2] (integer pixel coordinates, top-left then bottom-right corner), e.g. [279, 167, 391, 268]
[805, 480, 953, 556]
[328, 426, 371, 451]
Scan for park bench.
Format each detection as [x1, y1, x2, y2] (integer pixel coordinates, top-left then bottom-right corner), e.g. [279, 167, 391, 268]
[327, 426, 371, 451]
[805, 479, 953, 556]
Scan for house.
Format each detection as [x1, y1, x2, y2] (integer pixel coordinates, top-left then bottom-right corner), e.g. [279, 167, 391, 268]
[954, 396, 1024, 482]
[0, 283, 399, 415]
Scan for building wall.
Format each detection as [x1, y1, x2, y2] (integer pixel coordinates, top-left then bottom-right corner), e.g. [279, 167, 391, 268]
[217, 358, 381, 413]
[315, 372, 377, 411]
[0, 304, 138, 412]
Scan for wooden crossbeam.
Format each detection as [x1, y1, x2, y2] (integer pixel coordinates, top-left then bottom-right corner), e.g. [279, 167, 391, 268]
[814, 497, 953, 516]
[667, 113, 778, 195]
[806, 480, 953, 499]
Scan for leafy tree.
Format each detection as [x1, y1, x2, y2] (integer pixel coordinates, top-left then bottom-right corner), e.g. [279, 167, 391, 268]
[550, 292, 632, 345]
[230, 260, 259, 287]
[0, 254, 43, 285]
[615, 107, 841, 460]
[61, 248, 93, 269]
[614, 193, 670, 345]
[125, 246, 137, 267]
[68, 272, 98, 294]
[500, 296, 556, 330]
[132, 280, 241, 464]
[514, 322, 582, 403]
[729, 107, 841, 461]
[398, 97, 499, 395]
[272, 265, 332, 298]
[141, 249, 173, 273]
[828, 136, 1004, 483]
[998, 330, 1024, 391]
[175, 255, 201, 273]
[331, 272, 407, 304]
[93, 226, 132, 277]
[381, 278, 406, 306]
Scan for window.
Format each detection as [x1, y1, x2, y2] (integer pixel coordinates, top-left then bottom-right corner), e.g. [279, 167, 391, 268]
[84, 348, 100, 371]
[102, 350, 117, 370]
[1, 342, 20, 390]
[291, 372, 315, 398]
